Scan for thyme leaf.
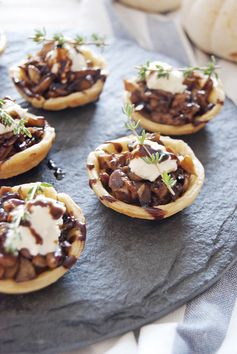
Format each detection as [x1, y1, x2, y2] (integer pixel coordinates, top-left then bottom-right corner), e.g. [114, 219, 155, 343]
[0, 100, 31, 137]
[161, 171, 176, 196]
[31, 29, 107, 48]
[142, 152, 160, 164]
[136, 56, 220, 80]
[32, 28, 47, 43]
[123, 103, 176, 195]
[26, 182, 53, 201]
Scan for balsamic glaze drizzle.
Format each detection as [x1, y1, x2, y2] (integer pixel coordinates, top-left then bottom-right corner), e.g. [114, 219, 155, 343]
[48, 159, 65, 180]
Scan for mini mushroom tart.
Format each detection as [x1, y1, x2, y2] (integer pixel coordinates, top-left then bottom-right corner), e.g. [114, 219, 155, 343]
[10, 30, 108, 110]
[124, 58, 225, 135]
[0, 182, 86, 294]
[0, 97, 55, 179]
[87, 132, 204, 220]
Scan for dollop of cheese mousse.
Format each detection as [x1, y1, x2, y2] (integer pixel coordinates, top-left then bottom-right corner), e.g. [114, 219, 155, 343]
[5, 195, 66, 256]
[129, 140, 177, 182]
[0, 184, 86, 285]
[146, 61, 187, 94]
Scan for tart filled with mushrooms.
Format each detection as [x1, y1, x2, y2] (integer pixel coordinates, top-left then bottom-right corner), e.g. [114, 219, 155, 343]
[0, 97, 55, 179]
[87, 104, 204, 220]
[0, 182, 86, 294]
[124, 58, 225, 135]
[10, 30, 108, 110]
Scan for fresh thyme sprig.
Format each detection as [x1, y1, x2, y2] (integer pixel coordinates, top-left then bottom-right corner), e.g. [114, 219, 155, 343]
[4, 182, 53, 254]
[26, 182, 52, 201]
[161, 172, 176, 194]
[136, 56, 220, 80]
[0, 99, 32, 138]
[142, 152, 160, 164]
[123, 103, 176, 195]
[31, 29, 106, 48]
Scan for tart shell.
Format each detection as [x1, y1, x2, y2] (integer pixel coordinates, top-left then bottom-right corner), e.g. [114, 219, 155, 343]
[124, 77, 225, 135]
[87, 135, 205, 220]
[10, 48, 108, 111]
[0, 183, 86, 294]
[0, 114, 55, 179]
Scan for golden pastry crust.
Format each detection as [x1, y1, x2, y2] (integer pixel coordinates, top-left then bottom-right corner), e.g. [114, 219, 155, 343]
[124, 77, 225, 135]
[0, 183, 85, 294]
[0, 113, 55, 179]
[87, 135, 205, 220]
[10, 48, 108, 110]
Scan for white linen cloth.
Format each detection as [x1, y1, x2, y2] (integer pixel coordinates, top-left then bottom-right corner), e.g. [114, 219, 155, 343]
[70, 1, 237, 353]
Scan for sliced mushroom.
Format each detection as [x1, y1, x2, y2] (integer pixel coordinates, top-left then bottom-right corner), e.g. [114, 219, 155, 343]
[32, 74, 54, 94]
[0, 254, 17, 267]
[27, 65, 41, 84]
[4, 261, 19, 279]
[46, 253, 58, 269]
[32, 255, 47, 268]
[16, 257, 36, 282]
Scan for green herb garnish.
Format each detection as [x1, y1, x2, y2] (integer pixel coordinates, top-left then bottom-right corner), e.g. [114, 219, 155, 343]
[0, 99, 32, 138]
[155, 64, 170, 79]
[142, 151, 160, 164]
[31, 28, 46, 43]
[53, 33, 65, 47]
[26, 182, 53, 201]
[136, 56, 220, 80]
[137, 61, 150, 80]
[123, 103, 175, 195]
[31, 29, 106, 48]
[161, 171, 176, 195]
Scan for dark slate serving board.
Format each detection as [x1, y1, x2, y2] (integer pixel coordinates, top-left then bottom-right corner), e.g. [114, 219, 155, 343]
[0, 33, 237, 354]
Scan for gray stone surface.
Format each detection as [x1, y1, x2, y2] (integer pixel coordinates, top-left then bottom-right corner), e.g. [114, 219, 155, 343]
[0, 33, 236, 354]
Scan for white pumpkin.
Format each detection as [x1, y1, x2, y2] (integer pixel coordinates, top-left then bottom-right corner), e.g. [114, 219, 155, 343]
[118, 0, 181, 13]
[182, 0, 237, 62]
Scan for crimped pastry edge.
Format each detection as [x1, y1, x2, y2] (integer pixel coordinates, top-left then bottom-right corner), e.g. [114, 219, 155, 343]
[10, 47, 108, 110]
[124, 76, 225, 135]
[87, 135, 205, 220]
[0, 183, 86, 294]
[0, 114, 55, 179]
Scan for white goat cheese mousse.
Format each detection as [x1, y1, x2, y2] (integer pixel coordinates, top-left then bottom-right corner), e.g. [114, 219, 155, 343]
[129, 140, 177, 182]
[5, 195, 66, 256]
[145, 61, 187, 94]
[46, 44, 87, 73]
[0, 99, 27, 135]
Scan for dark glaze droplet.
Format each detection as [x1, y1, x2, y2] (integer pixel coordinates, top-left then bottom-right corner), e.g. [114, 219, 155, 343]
[78, 222, 86, 241]
[54, 168, 65, 180]
[89, 179, 97, 189]
[87, 164, 95, 170]
[145, 207, 165, 220]
[63, 255, 77, 269]
[107, 142, 123, 153]
[47, 159, 65, 180]
[217, 99, 224, 105]
[100, 195, 116, 203]
[47, 159, 57, 170]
